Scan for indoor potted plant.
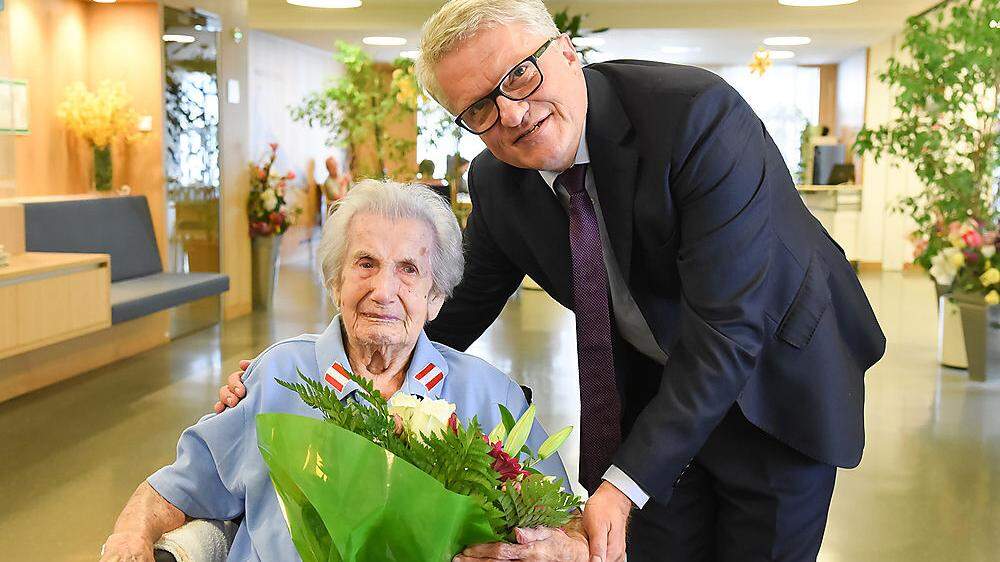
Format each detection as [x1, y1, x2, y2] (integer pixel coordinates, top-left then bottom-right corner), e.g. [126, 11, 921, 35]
[930, 220, 1000, 381]
[57, 80, 142, 192]
[291, 42, 419, 180]
[248, 143, 300, 309]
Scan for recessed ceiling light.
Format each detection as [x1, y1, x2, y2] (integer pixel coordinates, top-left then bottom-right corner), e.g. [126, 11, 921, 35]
[660, 46, 702, 55]
[363, 36, 407, 46]
[286, 0, 362, 8]
[163, 34, 196, 43]
[572, 36, 606, 48]
[400, 50, 421, 59]
[767, 50, 796, 59]
[764, 36, 811, 46]
[778, 0, 858, 6]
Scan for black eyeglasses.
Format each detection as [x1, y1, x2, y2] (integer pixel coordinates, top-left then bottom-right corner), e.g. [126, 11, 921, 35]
[454, 36, 559, 135]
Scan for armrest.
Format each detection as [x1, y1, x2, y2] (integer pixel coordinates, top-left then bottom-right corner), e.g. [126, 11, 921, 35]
[152, 519, 238, 562]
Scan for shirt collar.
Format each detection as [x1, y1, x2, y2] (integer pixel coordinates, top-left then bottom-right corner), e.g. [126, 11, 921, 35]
[314, 314, 450, 402]
[538, 123, 591, 190]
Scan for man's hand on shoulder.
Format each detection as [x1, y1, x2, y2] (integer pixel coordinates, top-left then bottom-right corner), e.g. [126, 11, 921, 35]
[213, 360, 250, 413]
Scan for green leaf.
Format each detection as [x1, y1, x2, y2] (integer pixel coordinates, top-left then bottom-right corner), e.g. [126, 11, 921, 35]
[537, 425, 574, 460]
[487, 421, 507, 444]
[503, 404, 535, 457]
[497, 404, 517, 433]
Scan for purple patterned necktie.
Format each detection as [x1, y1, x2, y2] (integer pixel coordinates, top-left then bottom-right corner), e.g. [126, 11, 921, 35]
[558, 163, 622, 493]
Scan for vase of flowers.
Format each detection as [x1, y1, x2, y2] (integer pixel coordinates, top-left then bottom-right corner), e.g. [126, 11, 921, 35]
[249, 143, 300, 309]
[57, 81, 141, 192]
[930, 220, 1000, 381]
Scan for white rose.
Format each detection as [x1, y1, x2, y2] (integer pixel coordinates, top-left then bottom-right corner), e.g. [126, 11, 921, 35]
[929, 251, 957, 286]
[388, 394, 456, 442]
[983, 246, 996, 259]
[261, 189, 278, 211]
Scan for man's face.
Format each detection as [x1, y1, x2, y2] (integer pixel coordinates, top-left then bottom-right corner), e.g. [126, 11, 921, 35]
[335, 213, 444, 352]
[434, 25, 588, 172]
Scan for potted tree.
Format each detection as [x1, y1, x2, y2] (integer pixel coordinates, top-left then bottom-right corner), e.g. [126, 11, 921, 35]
[854, 0, 999, 286]
[291, 42, 419, 180]
[853, 0, 998, 378]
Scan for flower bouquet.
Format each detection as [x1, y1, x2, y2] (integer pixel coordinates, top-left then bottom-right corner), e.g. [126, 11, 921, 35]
[256, 372, 581, 562]
[56, 80, 142, 191]
[926, 220, 1000, 303]
[248, 143, 300, 237]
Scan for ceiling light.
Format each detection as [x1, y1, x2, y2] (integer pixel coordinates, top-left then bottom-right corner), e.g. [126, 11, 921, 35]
[286, 0, 362, 7]
[767, 50, 796, 59]
[363, 36, 407, 46]
[400, 50, 421, 59]
[660, 46, 701, 55]
[162, 34, 196, 43]
[572, 36, 606, 48]
[764, 36, 811, 46]
[778, 0, 858, 6]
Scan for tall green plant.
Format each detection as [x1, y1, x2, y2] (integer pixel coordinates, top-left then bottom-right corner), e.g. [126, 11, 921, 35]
[291, 41, 419, 179]
[854, 0, 999, 270]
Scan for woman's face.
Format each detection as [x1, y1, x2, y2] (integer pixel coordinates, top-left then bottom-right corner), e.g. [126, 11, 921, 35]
[335, 213, 444, 352]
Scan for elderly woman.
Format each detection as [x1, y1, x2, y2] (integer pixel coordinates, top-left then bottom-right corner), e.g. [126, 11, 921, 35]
[99, 181, 587, 562]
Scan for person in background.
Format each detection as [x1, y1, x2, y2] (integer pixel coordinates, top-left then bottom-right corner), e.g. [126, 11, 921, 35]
[417, 158, 451, 202]
[321, 155, 352, 205]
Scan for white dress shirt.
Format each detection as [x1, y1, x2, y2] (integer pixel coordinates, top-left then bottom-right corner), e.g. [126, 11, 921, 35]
[538, 128, 665, 509]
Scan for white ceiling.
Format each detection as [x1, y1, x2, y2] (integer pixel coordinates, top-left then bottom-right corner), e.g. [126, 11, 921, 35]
[255, 0, 942, 66]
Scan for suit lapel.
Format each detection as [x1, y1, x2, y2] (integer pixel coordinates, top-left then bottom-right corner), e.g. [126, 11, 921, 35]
[584, 68, 638, 283]
[510, 169, 573, 304]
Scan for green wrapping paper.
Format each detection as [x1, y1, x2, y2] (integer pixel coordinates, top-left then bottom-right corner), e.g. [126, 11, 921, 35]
[256, 413, 501, 562]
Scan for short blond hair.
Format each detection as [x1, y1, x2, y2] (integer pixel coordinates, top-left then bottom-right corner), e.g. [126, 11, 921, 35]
[416, 0, 559, 108]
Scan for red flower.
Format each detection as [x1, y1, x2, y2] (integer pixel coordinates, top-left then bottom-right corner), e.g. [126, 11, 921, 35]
[257, 168, 266, 180]
[269, 142, 278, 152]
[447, 413, 459, 435]
[286, 170, 296, 180]
[964, 250, 980, 264]
[963, 229, 984, 248]
[486, 439, 529, 482]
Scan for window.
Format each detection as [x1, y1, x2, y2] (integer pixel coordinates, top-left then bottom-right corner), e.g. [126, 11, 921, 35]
[710, 65, 820, 180]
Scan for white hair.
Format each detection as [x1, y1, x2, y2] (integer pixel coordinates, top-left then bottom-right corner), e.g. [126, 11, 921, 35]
[416, 0, 559, 107]
[318, 179, 464, 298]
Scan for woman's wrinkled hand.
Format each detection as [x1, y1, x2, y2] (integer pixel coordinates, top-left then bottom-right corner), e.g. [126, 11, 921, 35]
[99, 532, 155, 562]
[453, 526, 589, 561]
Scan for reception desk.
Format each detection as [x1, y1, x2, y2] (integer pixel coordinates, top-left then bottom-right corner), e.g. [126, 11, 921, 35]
[797, 184, 862, 262]
[0, 252, 111, 360]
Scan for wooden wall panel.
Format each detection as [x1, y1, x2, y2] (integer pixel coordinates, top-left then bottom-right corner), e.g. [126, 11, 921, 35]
[0, 203, 24, 254]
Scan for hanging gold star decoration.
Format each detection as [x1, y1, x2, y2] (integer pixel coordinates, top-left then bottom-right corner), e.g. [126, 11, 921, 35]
[749, 48, 772, 77]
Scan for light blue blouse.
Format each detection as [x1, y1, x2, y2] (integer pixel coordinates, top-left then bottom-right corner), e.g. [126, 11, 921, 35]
[147, 315, 572, 561]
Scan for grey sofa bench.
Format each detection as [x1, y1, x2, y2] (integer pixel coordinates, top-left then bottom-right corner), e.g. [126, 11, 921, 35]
[23, 196, 229, 324]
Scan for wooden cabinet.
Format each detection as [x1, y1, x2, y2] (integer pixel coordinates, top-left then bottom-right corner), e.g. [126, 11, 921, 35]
[0, 253, 111, 360]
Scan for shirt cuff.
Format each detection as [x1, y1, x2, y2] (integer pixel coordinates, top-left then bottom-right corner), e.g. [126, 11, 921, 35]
[602, 464, 650, 509]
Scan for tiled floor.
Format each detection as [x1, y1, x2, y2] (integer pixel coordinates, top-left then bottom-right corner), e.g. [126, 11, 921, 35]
[1, 247, 998, 561]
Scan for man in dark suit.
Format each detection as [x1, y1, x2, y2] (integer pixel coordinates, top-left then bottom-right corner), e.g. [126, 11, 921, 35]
[418, 2, 885, 560]
[218, 2, 886, 560]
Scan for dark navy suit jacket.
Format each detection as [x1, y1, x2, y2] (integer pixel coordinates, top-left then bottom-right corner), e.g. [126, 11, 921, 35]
[427, 61, 886, 503]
